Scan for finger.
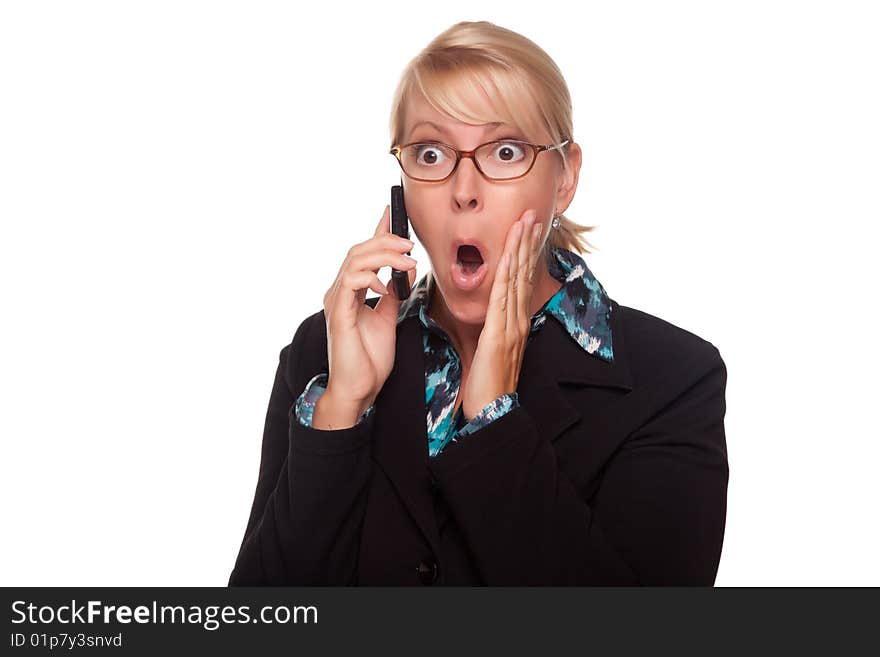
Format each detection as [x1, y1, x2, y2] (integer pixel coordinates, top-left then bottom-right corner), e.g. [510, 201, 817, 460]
[515, 211, 531, 324]
[524, 220, 542, 331]
[388, 261, 419, 298]
[380, 232, 415, 253]
[373, 206, 414, 253]
[507, 220, 522, 333]
[343, 270, 388, 299]
[374, 205, 390, 238]
[517, 210, 537, 325]
[375, 260, 418, 318]
[487, 250, 510, 334]
[328, 268, 388, 328]
[350, 249, 417, 272]
[354, 219, 412, 277]
[529, 221, 542, 286]
[403, 263, 418, 301]
[486, 221, 518, 333]
[360, 206, 393, 279]
[333, 249, 416, 318]
[352, 233, 414, 255]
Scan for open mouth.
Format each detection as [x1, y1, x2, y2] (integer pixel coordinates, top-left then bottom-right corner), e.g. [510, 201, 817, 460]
[456, 244, 484, 274]
[451, 241, 489, 291]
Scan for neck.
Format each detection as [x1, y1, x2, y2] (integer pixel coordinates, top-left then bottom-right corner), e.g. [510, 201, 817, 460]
[427, 251, 563, 367]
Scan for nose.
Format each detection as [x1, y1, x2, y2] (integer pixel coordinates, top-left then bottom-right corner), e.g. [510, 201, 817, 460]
[451, 155, 481, 211]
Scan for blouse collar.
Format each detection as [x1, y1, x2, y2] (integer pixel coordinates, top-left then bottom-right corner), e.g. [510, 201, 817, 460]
[397, 246, 615, 362]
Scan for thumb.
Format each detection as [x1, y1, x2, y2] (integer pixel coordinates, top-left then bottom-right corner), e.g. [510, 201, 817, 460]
[374, 267, 417, 319]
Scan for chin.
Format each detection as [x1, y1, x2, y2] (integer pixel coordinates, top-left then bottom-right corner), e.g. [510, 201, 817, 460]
[435, 278, 489, 325]
[448, 302, 488, 326]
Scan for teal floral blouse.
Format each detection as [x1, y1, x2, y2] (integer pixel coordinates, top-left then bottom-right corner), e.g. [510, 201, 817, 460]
[294, 246, 615, 458]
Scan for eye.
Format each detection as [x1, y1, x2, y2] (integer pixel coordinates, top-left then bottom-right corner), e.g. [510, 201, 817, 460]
[411, 143, 449, 167]
[490, 141, 527, 163]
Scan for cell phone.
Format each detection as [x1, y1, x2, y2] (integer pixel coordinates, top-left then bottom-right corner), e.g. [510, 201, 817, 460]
[390, 184, 413, 300]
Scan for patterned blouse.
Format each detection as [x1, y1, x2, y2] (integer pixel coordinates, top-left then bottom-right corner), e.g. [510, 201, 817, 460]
[294, 246, 615, 458]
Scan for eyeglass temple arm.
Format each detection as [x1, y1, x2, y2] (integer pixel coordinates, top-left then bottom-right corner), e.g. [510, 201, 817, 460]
[541, 139, 570, 152]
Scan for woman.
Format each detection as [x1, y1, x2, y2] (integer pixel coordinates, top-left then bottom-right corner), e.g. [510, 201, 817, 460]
[228, 21, 728, 586]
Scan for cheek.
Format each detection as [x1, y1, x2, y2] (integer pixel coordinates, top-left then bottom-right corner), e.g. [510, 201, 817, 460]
[406, 220, 442, 264]
[401, 193, 439, 240]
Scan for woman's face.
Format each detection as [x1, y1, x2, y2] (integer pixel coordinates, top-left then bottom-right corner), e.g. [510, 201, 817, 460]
[400, 91, 580, 326]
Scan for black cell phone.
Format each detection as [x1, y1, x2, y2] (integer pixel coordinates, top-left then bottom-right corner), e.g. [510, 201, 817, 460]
[390, 184, 413, 300]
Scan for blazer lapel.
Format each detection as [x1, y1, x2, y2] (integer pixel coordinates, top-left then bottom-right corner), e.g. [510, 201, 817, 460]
[371, 314, 441, 556]
[518, 298, 635, 444]
[370, 298, 634, 555]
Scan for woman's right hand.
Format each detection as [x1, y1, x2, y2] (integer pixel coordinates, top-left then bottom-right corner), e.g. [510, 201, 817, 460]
[320, 205, 418, 418]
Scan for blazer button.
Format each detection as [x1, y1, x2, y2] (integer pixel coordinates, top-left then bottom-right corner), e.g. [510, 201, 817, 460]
[417, 559, 439, 585]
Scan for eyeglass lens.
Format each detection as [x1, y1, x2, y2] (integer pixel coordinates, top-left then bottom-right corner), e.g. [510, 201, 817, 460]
[399, 141, 535, 181]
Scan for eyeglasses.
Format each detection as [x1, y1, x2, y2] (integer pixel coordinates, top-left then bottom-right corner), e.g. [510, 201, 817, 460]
[389, 137, 570, 182]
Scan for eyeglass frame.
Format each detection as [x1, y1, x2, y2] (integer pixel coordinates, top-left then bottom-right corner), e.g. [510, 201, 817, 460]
[389, 137, 571, 183]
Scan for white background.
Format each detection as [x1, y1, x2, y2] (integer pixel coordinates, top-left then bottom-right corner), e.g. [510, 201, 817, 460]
[1, 0, 877, 586]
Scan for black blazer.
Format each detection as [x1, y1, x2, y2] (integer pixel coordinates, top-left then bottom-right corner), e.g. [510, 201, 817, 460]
[228, 294, 729, 586]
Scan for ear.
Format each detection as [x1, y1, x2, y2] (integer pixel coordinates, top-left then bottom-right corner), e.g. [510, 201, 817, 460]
[553, 142, 583, 216]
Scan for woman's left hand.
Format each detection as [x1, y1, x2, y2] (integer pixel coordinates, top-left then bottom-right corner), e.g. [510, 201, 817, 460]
[461, 209, 544, 420]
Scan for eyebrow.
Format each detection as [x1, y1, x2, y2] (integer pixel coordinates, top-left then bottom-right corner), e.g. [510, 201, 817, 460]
[409, 120, 505, 137]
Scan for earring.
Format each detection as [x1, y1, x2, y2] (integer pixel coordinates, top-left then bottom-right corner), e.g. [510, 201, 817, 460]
[551, 213, 561, 229]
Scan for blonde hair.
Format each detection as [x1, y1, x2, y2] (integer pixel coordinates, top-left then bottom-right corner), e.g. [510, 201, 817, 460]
[389, 20, 598, 255]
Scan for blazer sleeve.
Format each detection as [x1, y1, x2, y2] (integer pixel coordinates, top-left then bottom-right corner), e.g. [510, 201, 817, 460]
[228, 314, 375, 586]
[426, 346, 729, 586]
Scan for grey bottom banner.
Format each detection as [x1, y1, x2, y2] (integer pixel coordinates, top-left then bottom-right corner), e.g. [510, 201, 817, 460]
[2, 587, 875, 655]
